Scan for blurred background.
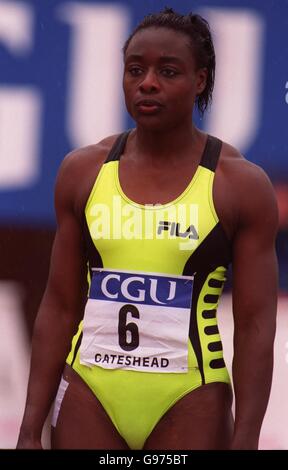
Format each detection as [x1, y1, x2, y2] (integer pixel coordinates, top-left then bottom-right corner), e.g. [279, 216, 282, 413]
[0, 0, 287, 449]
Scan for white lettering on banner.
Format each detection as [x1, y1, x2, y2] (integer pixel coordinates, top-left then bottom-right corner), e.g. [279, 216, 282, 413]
[121, 277, 145, 302]
[0, 88, 42, 188]
[285, 81, 288, 105]
[100, 273, 177, 305]
[58, 2, 129, 147]
[101, 273, 120, 299]
[0, 2, 42, 188]
[0, 1, 33, 54]
[149, 278, 176, 304]
[203, 8, 264, 153]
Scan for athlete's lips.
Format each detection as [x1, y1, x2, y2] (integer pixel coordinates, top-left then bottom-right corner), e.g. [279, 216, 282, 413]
[135, 99, 163, 107]
[135, 99, 164, 115]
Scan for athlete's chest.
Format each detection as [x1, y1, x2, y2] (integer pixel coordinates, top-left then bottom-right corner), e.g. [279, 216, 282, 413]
[118, 157, 199, 206]
[85, 161, 219, 276]
[117, 157, 234, 241]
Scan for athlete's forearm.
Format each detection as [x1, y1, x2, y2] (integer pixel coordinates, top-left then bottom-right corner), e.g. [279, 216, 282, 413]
[231, 327, 275, 450]
[17, 301, 78, 447]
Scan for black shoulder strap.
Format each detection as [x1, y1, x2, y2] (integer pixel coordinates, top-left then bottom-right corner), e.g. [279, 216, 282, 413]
[200, 135, 222, 172]
[105, 130, 131, 163]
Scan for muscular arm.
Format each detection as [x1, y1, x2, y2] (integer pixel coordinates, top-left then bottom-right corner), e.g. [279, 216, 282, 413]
[230, 166, 278, 449]
[17, 155, 89, 448]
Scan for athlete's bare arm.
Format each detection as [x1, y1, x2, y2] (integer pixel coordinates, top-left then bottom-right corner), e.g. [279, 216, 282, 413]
[17, 137, 117, 449]
[223, 157, 278, 449]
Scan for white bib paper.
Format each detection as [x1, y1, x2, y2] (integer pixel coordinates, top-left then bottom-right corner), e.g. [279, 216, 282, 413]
[80, 269, 194, 373]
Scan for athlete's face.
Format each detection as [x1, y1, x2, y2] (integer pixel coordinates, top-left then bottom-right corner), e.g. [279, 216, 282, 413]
[123, 27, 207, 131]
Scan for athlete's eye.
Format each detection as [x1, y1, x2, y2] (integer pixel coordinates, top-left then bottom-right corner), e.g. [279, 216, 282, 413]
[128, 66, 143, 77]
[161, 68, 179, 78]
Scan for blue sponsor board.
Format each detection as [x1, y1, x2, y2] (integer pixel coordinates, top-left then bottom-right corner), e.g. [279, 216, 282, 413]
[0, 0, 287, 224]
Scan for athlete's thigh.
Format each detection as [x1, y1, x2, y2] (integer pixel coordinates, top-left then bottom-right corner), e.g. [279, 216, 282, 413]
[51, 365, 129, 449]
[144, 382, 234, 450]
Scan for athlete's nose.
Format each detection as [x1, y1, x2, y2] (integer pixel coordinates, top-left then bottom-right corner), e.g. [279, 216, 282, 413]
[139, 69, 160, 93]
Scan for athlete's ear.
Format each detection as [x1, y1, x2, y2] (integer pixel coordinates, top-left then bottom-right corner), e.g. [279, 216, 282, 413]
[196, 67, 208, 96]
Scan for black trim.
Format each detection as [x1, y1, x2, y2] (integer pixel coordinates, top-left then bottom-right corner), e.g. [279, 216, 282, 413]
[70, 331, 83, 367]
[105, 131, 131, 162]
[184, 223, 232, 275]
[208, 278, 224, 289]
[208, 341, 223, 352]
[204, 294, 219, 304]
[104, 132, 222, 171]
[70, 218, 105, 367]
[183, 223, 231, 385]
[202, 309, 216, 319]
[204, 325, 219, 335]
[210, 358, 226, 369]
[83, 217, 103, 280]
[185, 271, 206, 384]
[199, 135, 222, 172]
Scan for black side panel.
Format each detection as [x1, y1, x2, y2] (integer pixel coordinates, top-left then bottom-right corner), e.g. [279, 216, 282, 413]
[83, 216, 103, 280]
[183, 223, 232, 384]
[70, 218, 104, 365]
[183, 223, 231, 276]
[70, 332, 83, 367]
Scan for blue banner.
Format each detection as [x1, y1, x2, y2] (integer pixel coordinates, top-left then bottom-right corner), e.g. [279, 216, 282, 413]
[0, 0, 287, 224]
[90, 269, 194, 308]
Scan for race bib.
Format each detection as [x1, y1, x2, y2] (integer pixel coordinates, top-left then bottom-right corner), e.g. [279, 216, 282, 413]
[79, 269, 194, 373]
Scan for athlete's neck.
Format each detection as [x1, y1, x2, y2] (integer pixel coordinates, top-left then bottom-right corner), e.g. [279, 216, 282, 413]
[131, 123, 203, 165]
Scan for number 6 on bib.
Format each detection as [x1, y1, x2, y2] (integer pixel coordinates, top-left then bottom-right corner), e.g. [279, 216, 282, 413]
[80, 269, 194, 373]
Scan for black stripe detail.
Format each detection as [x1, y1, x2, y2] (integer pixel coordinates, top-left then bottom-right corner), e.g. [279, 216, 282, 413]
[199, 135, 222, 172]
[83, 216, 103, 281]
[208, 341, 223, 352]
[202, 309, 216, 319]
[105, 132, 221, 168]
[186, 275, 206, 384]
[105, 131, 131, 162]
[208, 278, 224, 289]
[183, 223, 231, 386]
[70, 218, 104, 368]
[204, 325, 219, 335]
[204, 294, 219, 304]
[70, 331, 83, 367]
[210, 358, 226, 369]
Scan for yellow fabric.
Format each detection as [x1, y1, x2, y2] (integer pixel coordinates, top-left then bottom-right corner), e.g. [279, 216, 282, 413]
[66, 159, 230, 449]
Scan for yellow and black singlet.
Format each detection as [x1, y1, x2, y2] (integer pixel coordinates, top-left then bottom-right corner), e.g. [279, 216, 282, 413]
[66, 130, 232, 449]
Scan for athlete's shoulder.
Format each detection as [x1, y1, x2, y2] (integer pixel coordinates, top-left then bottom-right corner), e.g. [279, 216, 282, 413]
[60, 133, 121, 176]
[219, 139, 278, 226]
[54, 133, 122, 216]
[55, 133, 123, 193]
[219, 140, 270, 187]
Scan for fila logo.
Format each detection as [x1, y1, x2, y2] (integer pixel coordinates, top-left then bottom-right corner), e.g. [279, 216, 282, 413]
[157, 221, 199, 239]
